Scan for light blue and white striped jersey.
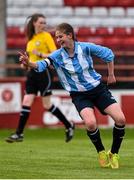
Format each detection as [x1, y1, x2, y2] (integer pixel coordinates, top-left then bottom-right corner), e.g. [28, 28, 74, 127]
[37, 41, 114, 92]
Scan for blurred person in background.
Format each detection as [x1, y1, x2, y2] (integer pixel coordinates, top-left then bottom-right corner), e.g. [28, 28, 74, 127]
[5, 14, 75, 143]
[19, 23, 126, 169]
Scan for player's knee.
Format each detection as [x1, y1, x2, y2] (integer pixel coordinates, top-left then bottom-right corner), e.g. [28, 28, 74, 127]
[85, 120, 96, 131]
[116, 115, 126, 126]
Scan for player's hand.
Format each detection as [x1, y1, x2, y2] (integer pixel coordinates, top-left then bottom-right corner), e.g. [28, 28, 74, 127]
[17, 51, 30, 70]
[18, 51, 29, 67]
[18, 51, 38, 70]
[20, 63, 30, 70]
[107, 74, 116, 85]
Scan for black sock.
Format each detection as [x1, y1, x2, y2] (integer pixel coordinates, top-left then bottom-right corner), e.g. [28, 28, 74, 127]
[87, 128, 105, 153]
[48, 105, 71, 129]
[111, 124, 125, 154]
[16, 106, 31, 135]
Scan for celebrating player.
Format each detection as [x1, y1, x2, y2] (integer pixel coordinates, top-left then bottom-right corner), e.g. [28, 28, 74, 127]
[18, 22, 126, 169]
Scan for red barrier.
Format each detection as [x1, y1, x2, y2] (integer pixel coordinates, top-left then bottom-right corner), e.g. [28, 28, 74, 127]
[121, 95, 134, 125]
[0, 77, 45, 128]
[0, 78, 134, 128]
[0, 78, 22, 128]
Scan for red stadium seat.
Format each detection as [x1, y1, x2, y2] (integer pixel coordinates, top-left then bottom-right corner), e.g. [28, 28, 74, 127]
[64, 0, 83, 7]
[121, 37, 134, 50]
[130, 28, 134, 35]
[7, 27, 26, 49]
[7, 37, 27, 49]
[64, 0, 100, 7]
[77, 37, 89, 42]
[77, 27, 95, 37]
[77, 36, 104, 45]
[95, 27, 111, 36]
[7, 26, 25, 38]
[113, 27, 128, 36]
[103, 37, 122, 50]
[116, 0, 134, 7]
[87, 37, 104, 45]
[83, 0, 99, 7]
[7, 38, 16, 48]
[98, 0, 116, 7]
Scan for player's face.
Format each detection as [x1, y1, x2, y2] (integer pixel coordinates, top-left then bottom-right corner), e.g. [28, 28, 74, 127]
[55, 30, 73, 48]
[33, 17, 46, 33]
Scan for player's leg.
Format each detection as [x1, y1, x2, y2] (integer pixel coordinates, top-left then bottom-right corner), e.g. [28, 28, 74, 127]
[80, 107, 109, 167]
[71, 90, 109, 168]
[40, 69, 75, 142]
[5, 70, 37, 143]
[16, 94, 35, 135]
[94, 82, 126, 168]
[5, 94, 35, 143]
[104, 103, 126, 168]
[42, 94, 75, 142]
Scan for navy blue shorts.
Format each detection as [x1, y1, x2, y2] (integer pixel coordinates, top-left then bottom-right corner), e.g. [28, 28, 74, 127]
[70, 82, 116, 115]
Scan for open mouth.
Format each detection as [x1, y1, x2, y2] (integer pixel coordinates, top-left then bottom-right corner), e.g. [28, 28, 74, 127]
[60, 42, 65, 47]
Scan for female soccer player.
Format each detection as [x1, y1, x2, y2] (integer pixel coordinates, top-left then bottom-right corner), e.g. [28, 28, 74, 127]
[19, 23, 126, 169]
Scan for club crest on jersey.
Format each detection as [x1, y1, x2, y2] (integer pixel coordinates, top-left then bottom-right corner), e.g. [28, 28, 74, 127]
[35, 41, 41, 46]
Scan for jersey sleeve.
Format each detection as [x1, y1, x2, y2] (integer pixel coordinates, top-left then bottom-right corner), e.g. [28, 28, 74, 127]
[36, 58, 51, 72]
[88, 43, 115, 62]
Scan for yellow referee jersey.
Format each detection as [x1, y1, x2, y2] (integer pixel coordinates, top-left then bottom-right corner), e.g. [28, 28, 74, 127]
[26, 31, 57, 63]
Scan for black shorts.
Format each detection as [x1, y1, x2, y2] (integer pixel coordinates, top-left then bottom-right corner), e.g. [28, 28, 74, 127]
[25, 69, 52, 96]
[70, 82, 117, 115]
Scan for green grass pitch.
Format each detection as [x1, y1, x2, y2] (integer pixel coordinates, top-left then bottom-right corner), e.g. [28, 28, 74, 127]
[0, 127, 133, 179]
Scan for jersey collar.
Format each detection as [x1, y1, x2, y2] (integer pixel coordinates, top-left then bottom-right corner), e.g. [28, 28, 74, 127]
[61, 41, 78, 59]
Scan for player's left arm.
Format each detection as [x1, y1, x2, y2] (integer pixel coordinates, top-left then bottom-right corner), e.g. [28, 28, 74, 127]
[89, 43, 116, 84]
[107, 61, 116, 85]
[89, 43, 115, 62]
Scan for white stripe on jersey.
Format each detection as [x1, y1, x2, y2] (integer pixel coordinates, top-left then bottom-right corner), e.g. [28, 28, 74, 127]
[61, 51, 87, 91]
[77, 45, 100, 88]
[56, 67, 71, 92]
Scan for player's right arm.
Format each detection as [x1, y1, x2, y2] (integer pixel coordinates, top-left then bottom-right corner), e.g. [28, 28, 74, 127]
[19, 51, 51, 72]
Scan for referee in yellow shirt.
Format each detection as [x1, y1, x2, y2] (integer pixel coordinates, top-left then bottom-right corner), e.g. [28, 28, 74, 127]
[6, 13, 74, 143]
